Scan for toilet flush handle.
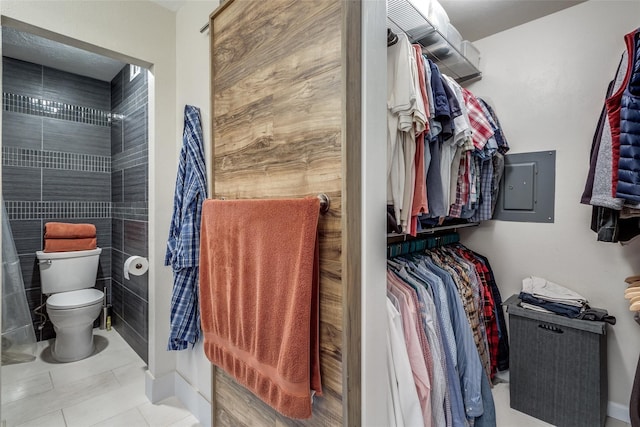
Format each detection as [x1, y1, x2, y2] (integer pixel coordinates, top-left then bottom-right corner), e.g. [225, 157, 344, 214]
[38, 260, 52, 265]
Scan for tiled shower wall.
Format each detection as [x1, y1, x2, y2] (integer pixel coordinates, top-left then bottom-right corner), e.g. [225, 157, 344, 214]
[1, 58, 149, 363]
[2, 57, 112, 343]
[110, 65, 149, 363]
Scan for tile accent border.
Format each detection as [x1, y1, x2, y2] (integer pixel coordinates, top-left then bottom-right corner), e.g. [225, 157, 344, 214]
[3, 92, 111, 127]
[2, 147, 111, 173]
[5, 201, 111, 220]
[112, 202, 148, 221]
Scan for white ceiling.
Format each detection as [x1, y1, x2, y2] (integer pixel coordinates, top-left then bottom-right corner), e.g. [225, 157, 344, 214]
[1, 0, 585, 82]
[439, 0, 585, 41]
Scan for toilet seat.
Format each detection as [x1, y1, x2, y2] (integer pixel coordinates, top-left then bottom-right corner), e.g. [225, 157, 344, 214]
[47, 289, 104, 310]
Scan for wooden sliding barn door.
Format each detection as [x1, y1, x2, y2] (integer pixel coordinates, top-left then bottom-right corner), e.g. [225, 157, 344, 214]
[209, 0, 361, 425]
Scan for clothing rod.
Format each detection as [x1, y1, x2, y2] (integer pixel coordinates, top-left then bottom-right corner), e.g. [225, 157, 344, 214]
[200, 22, 209, 33]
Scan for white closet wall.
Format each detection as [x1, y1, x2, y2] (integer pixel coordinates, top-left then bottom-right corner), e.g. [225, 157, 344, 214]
[460, 0, 640, 418]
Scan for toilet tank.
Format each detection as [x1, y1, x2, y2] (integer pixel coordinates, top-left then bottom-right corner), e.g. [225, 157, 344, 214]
[36, 248, 102, 294]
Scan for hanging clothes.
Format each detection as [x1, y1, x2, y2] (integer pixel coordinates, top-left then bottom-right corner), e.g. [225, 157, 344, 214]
[386, 41, 510, 235]
[386, 241, 506, 427]
[582, 28, 640, 243]
[165, 105, 208, 350]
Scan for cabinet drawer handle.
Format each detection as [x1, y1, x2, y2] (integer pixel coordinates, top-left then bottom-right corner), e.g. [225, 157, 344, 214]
[538, 323, 564, 334]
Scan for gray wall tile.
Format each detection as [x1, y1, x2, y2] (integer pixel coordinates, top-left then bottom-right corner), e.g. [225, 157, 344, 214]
[123, 287, 148, 337]
[113, 313, 147, 363]
[3, 166, 41, 201]
[111, 116, 123, 156]
[112, 147, 148, 172]
[2, 111, 43, 150]
[97, 247, 111, 280]
[42, 169, 110, 201]
[123, 105, 147, 152]
[123, 220, 147, 256]
[112, 249, 124, 285]
[111, 170, 123, 204]
[111, 67, 124, 111]
[123, 166, 147, 202]
[93, 218, 112, 248]
[111, 281, 124, 318]
[25, 288, 43, 324]
[43, 118, 110, 156]
[112, 218, 124, 251]
[42, 66, 110, 110]
[8, 219, 42, 255]
[3, 57, 43, 98]
[123, 269, 147, 301]
[19, 254, 40, 291]
[39, 321, 55, 342]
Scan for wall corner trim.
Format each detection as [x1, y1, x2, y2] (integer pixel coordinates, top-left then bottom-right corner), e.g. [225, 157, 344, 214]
[145, 369, 175, 403]
[175, 371, 213, 427]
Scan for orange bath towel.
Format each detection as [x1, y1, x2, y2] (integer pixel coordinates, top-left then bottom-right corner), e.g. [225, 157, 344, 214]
[44, 222, 96, 239]
[44, 237, 97, 253]
[199, 197, 322, 419]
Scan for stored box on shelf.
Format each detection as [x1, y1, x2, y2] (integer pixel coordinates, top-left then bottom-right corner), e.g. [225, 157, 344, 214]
[461, 40, 481, 69]
[446, 23, 462, 52]
[504, 295, 608, 427]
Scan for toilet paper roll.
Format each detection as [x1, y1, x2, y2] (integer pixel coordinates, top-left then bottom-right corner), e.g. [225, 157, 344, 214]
[124, 255, 149, 280]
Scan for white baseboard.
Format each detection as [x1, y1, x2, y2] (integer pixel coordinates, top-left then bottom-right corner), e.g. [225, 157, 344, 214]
[145, 370, 175, 403]
[608, 401, 630, 424]
[145, 370, 212, 427]
[175, 372, 212, 427]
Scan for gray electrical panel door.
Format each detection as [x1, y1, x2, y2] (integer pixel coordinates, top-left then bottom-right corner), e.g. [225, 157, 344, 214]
[494, 151, 555, 223]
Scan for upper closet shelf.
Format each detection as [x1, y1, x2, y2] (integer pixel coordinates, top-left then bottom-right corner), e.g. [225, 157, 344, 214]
[387, 0, 482, 83]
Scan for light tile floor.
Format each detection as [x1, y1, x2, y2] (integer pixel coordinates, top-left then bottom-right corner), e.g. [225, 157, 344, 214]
[1, 329, 202, 427]
[493, 382, 631, 427]
[1, 331, 630, 427]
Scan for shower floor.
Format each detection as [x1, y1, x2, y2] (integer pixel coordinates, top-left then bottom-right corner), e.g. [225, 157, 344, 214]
[1, 328, 200, 427]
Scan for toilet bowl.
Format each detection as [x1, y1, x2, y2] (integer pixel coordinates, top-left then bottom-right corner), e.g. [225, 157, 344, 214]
[36, 248, 103, 363]
[46, 288, 104, 362]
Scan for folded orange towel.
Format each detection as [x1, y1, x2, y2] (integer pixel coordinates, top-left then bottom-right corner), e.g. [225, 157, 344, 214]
[44, 222, 96, 239]
[199, 197, 322, 419]
[44, 237, 97, 253]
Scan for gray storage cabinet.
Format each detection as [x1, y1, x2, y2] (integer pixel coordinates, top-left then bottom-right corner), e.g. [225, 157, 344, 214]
[504, 295, 608, 427]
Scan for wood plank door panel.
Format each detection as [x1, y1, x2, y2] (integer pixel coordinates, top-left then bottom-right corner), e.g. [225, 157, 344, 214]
[210, 0, 360, 425]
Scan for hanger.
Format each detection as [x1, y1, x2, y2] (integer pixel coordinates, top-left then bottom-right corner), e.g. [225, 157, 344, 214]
[387, 28, 398, 47]
[624, 287, 640, 298]
[631, 299, 640, 311]
[628, 280, 640, 289]
[387, 258, 403, 270]
[625, 275, 640, 284]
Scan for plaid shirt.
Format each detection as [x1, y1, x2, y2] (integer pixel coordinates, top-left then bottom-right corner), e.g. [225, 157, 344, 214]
[456, 246, 499, 380]
[478, 98, 510, 155]
[430, 251, 491, 379]
[449, 152, 470, 218]
[165, 105, 208, 350]
[472, 158, 494, 222]
[461, 88, 494, 151]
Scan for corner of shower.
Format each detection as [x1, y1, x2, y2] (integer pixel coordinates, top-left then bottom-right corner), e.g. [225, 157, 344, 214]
[1, 199, 37, 365]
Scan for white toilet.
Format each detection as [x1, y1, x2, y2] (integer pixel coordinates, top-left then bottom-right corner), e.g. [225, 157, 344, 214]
[36, 248, 104, 362]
